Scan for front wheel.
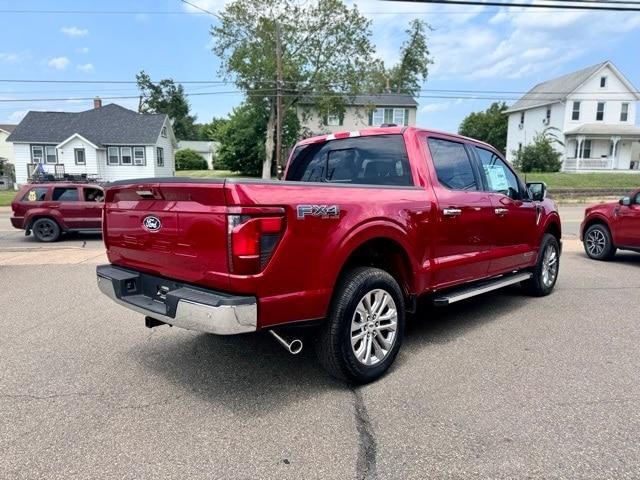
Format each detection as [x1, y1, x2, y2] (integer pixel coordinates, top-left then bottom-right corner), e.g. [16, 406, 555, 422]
[583, 224, 616, 260]
[522, 234, 560, 297]
[315, 267, 405, 384]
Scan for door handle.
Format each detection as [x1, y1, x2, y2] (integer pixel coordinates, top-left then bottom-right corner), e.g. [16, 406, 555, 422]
[494, 208, 509, 216]
[443, 208, 462, 217]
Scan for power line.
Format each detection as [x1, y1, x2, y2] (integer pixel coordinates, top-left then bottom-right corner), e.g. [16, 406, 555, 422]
[385, 0, 640, 11]
[177, 0, 223, 20]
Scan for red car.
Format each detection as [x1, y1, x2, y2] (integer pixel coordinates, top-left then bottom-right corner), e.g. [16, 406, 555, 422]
[581, 189, 640, 260]
[10, 182, 104, 242]
[96, 127, 561, 383]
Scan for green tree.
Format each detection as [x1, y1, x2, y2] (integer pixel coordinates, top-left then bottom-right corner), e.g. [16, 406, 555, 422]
[458, 102, 508, 153]
[175, 149, 208, 170]
[212, 0, 378, 178]
[136, 71, 197, 140]
[512, 133, 563, 173]
[195, 117, 229, 142]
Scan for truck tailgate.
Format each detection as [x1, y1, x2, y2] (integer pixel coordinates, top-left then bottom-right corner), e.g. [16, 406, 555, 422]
[103, 180, 229, 289]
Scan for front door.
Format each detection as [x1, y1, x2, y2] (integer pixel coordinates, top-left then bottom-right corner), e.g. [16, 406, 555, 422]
[425, 136, 494, 288]
[616, 190, 640, 247]
[473, 147, 539, 273]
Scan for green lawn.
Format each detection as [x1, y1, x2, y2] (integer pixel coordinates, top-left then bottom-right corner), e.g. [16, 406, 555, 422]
[176, 169, 255, 179]
[0, 190, 16, 207]
[520, 172, 640, 190]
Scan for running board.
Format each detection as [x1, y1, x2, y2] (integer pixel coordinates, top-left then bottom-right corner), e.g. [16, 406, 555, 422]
[433, 272, 532, 306]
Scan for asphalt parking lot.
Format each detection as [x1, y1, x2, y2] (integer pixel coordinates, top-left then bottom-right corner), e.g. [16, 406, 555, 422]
[1, 205, 639, 479]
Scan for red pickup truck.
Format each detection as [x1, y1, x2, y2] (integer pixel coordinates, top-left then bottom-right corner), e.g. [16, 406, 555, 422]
[97, 127, 561, 383]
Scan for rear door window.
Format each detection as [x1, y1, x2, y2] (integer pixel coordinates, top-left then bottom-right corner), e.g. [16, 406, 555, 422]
[475, 147, 522, 199]
[83, 187, 104, 202]
[285, 135, 413, 186]
[426, 138, 478, 191]
[22, 187, 48, 202]
[52, 187, 79, 202]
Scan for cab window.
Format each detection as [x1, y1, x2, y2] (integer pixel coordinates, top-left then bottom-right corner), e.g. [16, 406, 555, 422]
[475, 147, 521, 200]
[22, 187, 48, 202]
[52, 187, 79, 202]
[426, 138, 478, 191]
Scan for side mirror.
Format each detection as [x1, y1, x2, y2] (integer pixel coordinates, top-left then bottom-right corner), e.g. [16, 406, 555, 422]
[619, 196, 631, 206]
[527, 182, 546, 201]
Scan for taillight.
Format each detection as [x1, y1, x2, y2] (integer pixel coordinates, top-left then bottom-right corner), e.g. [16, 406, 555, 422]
[228, 214, 284, 274]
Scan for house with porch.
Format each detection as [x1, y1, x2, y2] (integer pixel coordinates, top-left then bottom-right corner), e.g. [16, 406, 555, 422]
[505, 61, 640, 172]
[7, 98, 176, 185]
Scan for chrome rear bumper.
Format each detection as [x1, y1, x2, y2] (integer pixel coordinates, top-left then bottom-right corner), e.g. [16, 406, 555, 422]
[96, 264, 257, 335]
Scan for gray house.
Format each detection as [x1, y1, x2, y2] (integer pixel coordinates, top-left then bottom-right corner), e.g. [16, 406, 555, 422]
[7, 99, 177, 185]
[297, 94, 418, 135]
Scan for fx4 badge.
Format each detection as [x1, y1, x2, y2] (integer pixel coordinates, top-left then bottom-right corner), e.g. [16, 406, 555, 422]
[297, 204, 340, 219]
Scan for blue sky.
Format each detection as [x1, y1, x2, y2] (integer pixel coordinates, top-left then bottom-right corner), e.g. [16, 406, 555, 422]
[1, 0, 639, 131]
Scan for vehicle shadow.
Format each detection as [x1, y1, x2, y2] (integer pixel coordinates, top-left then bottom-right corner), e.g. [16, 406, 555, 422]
[578, 251, 640, 266]
[131, 287, 528, 415]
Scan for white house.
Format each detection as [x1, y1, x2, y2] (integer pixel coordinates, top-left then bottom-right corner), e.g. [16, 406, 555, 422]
[506, 61, 640, 172]
[0, 124, 16, 164]
[297, 93, 418, 136]
[7, 99, 176, 185]
[177, 140, 219, 169]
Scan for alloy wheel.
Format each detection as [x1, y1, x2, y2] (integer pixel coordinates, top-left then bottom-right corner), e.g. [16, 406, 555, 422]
[541, 244, 558, 288]
[586, 229, 606, 257]
[350, 289, 398, 366]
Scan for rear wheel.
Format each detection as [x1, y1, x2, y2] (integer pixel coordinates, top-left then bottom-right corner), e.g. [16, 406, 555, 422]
[315, 267, 405, 384]
[32, 218, 61, 242]
[583, 224, 616, 260]
[522, 233, 560, 296]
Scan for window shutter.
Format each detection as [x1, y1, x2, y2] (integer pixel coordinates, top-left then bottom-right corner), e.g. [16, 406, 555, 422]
[368, 110, 373, 126]
[404, 109, 409, 126]
[339, 112, 344, 126]
[322, 114, 328, 126]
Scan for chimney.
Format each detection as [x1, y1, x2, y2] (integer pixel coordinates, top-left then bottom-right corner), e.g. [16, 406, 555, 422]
[93, 96, 102, 109]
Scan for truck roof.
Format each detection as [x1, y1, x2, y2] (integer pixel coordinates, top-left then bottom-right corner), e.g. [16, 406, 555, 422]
[296, 126, 497, 151]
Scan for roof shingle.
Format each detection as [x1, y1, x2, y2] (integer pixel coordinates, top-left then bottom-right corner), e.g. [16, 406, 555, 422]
[6, 104, 167, 146]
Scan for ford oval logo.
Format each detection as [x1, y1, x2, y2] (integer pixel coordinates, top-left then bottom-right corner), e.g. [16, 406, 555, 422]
[142, 215, 162, 232]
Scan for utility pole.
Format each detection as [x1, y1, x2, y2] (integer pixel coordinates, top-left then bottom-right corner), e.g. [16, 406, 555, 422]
[275, 21, 284, 179]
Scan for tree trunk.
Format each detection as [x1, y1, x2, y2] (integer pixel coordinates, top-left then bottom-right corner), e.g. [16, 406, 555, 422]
[263, 105, 276, 179]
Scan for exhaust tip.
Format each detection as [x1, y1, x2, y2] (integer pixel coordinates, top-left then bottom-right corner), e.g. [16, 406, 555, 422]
[289, 339, 303, 355]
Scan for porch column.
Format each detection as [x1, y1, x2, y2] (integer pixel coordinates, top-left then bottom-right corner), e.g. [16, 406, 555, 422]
[577, 135, 585, 170]
[610, 135, 621, 170]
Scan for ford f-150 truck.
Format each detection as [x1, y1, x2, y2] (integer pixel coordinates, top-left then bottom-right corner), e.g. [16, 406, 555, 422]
[97, 126, 561, 383]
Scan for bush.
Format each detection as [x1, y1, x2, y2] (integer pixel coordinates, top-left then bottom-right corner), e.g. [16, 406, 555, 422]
[512, 134, 562, 173]
[175, 149, 208, 170]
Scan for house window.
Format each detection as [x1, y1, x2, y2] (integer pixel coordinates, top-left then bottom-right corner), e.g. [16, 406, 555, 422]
[121, 147, 133, 165]
[156, 147, 164, 167]
[107, 146, 120, 165]
[600, 76, 607, 88]
[583, 139, 592, 158]
[371, 108, 384, 126]
[573, 141, 579, 158]
[133, 147, 146, 165]
[392, 108, 405, 126]
[326, 114, 340, 126]
[572, 101, 580, 121]
[545, 107, 551, 122]
[161, 126, 167, 137]
[31, 145, 44, 163]
[74, 148, 86, 165]
[621, 103, 629, 122]
[596, 102, 605, 121]
[609, 141, 614, 156]
[45, 146, 57, 164]
[520, 111, 525, 124]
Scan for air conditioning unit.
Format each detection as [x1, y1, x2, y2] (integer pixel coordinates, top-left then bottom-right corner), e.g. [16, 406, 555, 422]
[542, 118, 550, 125]
[518, 123, 524, 130]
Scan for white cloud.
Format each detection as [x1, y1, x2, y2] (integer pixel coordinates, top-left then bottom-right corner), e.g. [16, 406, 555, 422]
[421, 99, 464, 113]
[6, 110, 28, 123]
[0, 52, 22, 63]
[77, 47, 90, 54]
[48, 56, 70, 70]
[61, 26, 88, 37]
[77, 63, 94, 73]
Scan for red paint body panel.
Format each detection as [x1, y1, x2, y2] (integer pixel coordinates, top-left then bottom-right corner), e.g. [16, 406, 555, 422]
[580, 189, 640, 249]
[102, 127, 561, 329]
[10, 182, 103, 233]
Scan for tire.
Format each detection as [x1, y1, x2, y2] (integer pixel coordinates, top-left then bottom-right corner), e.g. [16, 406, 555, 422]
[583, 223, 616, 261]
[32, 218, 61, 242]
[315, 267, 405, 384]
[522, 234, 560, 297]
